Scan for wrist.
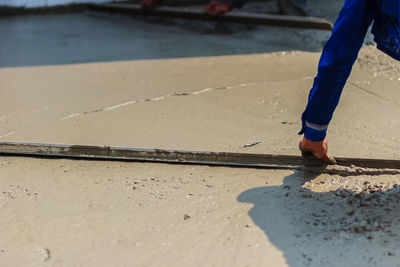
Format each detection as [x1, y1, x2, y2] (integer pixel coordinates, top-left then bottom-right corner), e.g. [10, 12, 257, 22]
[304, 126, 327, 142]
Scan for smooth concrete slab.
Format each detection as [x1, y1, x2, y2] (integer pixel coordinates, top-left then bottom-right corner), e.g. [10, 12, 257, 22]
[1, 48, 400, 159]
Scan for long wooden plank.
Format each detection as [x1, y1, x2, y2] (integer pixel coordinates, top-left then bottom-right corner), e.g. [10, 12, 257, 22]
[88, 3, 333, 31]
[1, 141, 400, 170]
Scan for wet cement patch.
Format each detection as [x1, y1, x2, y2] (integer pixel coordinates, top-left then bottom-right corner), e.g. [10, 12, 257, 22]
[239, 171, 400, 267]
[1, 49, 400, 159]
[0, 8, 333, 67]
[1, 156, 400, 266]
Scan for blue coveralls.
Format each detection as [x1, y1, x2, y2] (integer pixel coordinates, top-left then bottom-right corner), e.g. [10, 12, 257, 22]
[299, 0, 400, 141]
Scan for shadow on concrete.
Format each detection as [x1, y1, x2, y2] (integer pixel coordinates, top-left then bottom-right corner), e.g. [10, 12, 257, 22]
[238, 171, 400, 266]
[0, 10, 331, 68]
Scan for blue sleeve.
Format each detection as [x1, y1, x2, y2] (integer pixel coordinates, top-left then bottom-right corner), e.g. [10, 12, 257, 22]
[381, 0, 399, 21]
[299, 0, 375, 141]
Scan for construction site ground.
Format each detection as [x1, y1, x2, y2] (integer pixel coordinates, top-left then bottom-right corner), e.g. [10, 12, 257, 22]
[1, 0, 400, 266]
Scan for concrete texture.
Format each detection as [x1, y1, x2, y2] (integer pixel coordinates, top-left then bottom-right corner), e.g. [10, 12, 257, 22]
[2, 2, 400, 266]
[1, 48, 400, 159]
[1, 157, 400, 267]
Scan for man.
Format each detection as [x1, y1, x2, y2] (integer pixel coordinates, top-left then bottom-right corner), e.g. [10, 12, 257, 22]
[141, 0, 307, 16]
[298, 0, 400, 164]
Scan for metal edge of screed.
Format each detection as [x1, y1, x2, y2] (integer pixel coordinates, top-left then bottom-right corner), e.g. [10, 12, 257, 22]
[1, 141, 400, 170]
[87, 3, 333, 31]
[0, 141, 306, 168]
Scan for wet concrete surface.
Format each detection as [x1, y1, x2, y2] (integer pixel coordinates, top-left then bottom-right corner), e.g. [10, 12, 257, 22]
[0, 4, 336, 67]
[2, 2, 400, 266]
[2, 156, 400, 267]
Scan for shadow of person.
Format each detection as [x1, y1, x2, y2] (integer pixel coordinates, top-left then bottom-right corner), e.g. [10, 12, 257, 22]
[238, 170, 400, 266]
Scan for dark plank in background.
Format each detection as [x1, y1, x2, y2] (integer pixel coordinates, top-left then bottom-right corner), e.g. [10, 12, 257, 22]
[88, 3, 333, 31]
[1, 141, 400, 170]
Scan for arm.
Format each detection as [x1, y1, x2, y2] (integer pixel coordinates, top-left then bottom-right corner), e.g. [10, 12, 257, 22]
[299, 0, 375, 142]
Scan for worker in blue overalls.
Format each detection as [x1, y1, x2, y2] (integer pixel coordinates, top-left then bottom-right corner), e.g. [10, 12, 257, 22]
[299, 0, 400, 164]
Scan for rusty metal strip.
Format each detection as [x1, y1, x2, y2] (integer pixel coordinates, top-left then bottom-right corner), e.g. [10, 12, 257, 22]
[1, 141, 400, 170]
[88, 3, 333, 31]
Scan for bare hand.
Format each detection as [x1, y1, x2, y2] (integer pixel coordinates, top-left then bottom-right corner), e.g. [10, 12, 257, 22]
[299, 136, 336, 164]
[205, 1, 233, 15]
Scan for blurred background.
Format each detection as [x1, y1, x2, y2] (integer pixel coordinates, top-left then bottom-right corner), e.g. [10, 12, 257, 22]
[0, 0, 345, 67]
